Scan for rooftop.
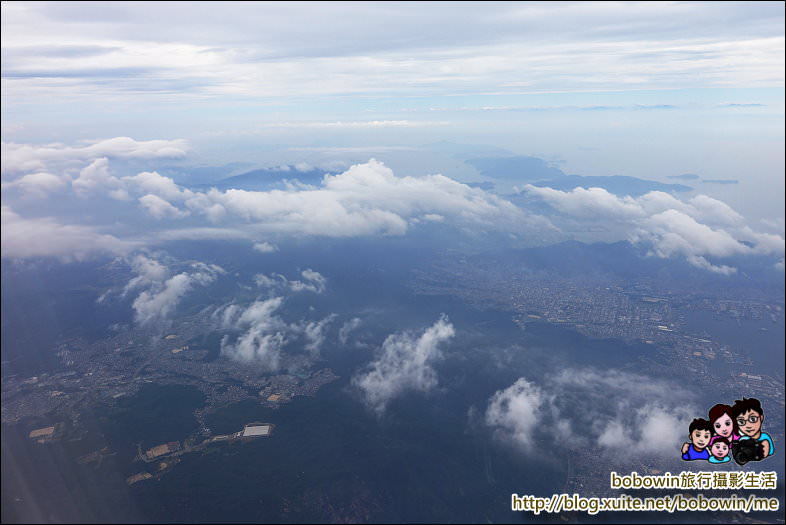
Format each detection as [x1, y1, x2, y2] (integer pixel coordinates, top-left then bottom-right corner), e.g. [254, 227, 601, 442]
[242, 424, 271, 437]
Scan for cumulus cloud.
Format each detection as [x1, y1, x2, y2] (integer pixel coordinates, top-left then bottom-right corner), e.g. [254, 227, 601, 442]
[339, 317, 362, 345]
[2, 140, 192, 215]
[123, 170, 193, 201]
[123, 253, 170, 294]
[2, 150, 555, 260]
[524, 185, 644, 220]
[524, 184, 785, 273]
[303, 314, 337, 356]
[289, 269, 327, 293]
[353, 315, 455, 414]
[485, 378, 548, 450]
[218, 297, 288, 369]
[181, 159, 549, 238]
[139, 194, 190, 219]
[125, 255, 225, 324]
[0, 171, 67, 197]
[640, 209, 749, 259]
[10, 139, 776, 275]
[484, 368, 696, 459]
[253, 273, 285, 289]
[254, 268, 327, 294]
[1, 205, 135, 260]
[684, 255, 737, 275]
[71, 157, 123, 197]
[215, 296, 335, 367]
[686, 194, 744, 226]
[252, 241, 278, 253]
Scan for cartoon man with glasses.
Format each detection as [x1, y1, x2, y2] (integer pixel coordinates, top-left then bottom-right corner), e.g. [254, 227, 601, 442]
[732, 397, 774, 460]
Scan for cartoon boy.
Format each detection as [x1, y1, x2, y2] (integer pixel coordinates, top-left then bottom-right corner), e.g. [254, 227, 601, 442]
[732, 397, 774, 459]
[681, 418, 712, 460]
[708, 436, 731, 464]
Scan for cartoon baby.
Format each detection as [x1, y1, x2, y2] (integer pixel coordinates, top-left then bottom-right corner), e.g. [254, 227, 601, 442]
[708, 436, 731, 464]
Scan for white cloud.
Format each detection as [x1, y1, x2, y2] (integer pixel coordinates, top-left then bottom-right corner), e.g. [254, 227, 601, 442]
[687, 194, 745, 226]
[254, 268, 327, 294]
[254, 273, 284, 289]
[4, 138, 778, 274]
[484, 368, 696, 459]
[339, 317, 362, 345]
[217, 297, 288, 369]
[523, 185, 644, 219]
[1, 137, 188, 175]
[1, 205, 135, 260]
[151, 227, 251, 242]
[685, 255, 737, 275]
[139, 194, 190, 219]
[303, 314, 337, 356]
[3, 151, 555, 258]
[123, 171, 193, 201]
[215, 294, 337, 367]
[123, 253, 170, 295]
[524, 184, 785, 273]
[252, 241, 278, 253]
[289, 268, 327, 293]
[127, 257, 225, 325]
[353, 315, 454, 414]
[0, 171, 68, 197]
[485, 378, 547, 450]
[71, 157, 123, 197]
[187, 159, 548, 238]
[133, 273, 195, 324]
[641, 209, 750, 259]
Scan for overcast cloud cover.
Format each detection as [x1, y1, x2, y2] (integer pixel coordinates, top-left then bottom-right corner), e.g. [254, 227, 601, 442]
[2, 2, 783, 101]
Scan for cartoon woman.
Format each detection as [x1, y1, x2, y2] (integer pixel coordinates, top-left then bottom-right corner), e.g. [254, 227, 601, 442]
[708, 404, 739, 457]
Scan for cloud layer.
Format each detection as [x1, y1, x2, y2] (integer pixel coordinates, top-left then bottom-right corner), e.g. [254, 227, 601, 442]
[2, 144, 554, 260]
[1, 137, 188, 175]
[2, 137, 783, 276]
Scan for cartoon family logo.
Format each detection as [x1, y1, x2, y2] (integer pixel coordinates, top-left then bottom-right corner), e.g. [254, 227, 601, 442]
[681, 397, 774, 466]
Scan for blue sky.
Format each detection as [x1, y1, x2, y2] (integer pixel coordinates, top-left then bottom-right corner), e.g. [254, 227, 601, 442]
[1, 1, 784, 270]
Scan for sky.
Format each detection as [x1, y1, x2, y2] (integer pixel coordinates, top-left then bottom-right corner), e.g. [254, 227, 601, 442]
[1, 1, 784, 271]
